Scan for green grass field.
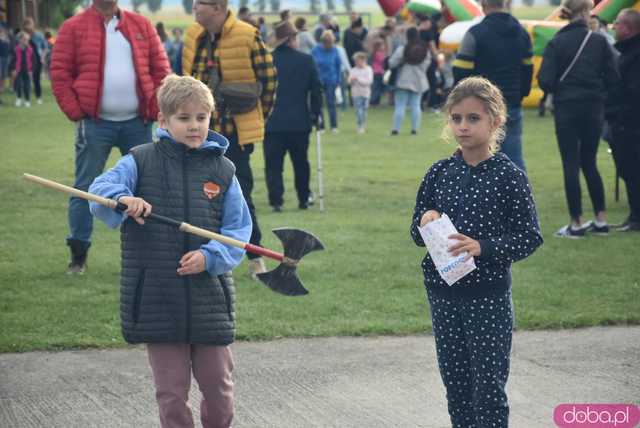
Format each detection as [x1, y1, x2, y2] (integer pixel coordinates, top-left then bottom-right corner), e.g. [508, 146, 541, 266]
[0, 84, 638, 353]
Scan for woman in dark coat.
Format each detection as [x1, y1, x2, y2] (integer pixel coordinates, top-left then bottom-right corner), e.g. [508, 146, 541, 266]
[538, 0, 618, 238]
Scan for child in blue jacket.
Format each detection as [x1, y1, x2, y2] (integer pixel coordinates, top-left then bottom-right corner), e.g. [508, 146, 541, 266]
[410, 77, 543, 428]
[90, 75, 251, 428]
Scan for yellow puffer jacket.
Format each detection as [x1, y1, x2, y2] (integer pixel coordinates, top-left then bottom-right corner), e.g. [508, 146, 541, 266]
[183, 12, 264, 145]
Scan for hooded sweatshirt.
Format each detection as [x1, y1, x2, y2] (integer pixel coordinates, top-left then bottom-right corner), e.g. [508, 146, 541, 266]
[89, 128, 251, 276]
[453, 13, 533, 107]
[411, 152, 543, 299]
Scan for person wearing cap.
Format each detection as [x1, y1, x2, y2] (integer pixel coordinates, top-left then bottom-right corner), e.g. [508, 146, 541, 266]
[265, 21, 323, 211]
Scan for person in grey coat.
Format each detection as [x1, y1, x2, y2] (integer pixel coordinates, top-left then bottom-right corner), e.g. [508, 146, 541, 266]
[389, 27, 431, 135]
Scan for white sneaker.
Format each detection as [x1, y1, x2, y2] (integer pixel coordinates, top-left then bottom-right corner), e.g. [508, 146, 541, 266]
[15, 98, 22, 107]
[357, 127, 365, 134]
[247, 257, 267, 281]
[331, 128, 339, 134]
[554, 223, 589, 239]
[24, 101, 31, 108]
[37, 98, 43, 105]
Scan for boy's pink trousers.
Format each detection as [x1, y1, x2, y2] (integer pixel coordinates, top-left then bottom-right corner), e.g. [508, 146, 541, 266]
[146, 343, 234, 428]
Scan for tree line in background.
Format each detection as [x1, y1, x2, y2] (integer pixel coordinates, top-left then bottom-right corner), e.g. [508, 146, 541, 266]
[46, 0, 351, 27]
[182, 0, 353, 14]
[48, 0, 556, 29]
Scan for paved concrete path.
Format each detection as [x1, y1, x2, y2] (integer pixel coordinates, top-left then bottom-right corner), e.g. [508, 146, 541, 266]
[1, 326, 638, 428]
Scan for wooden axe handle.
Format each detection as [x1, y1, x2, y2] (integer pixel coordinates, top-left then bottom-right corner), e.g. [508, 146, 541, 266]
[24, 173, 119, 209]
[24, 173, 286, 262]
[180, 223, 284, 262]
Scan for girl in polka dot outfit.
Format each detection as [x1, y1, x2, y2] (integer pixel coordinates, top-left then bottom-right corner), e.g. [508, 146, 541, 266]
[410, 77, 543, 428]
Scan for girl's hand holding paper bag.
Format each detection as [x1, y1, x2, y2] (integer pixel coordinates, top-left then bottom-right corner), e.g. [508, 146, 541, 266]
[448, 233, 481, 262]
[420, 210, 441, 226]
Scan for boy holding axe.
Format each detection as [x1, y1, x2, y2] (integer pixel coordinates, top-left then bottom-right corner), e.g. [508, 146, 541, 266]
[89, 74, 251, 428]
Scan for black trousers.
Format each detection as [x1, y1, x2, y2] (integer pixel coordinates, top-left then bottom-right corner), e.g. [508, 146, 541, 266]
[224, 135, 262, 259]
[428, 289, 513, 428]
[32, 62, 42, 99]
[610, 125, 640, 222]
[263, 131, 311, 208]
[15, 71, 31, 100]
[554, 102, 606, 220]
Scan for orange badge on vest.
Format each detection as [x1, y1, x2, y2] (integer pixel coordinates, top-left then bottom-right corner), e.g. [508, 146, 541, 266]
[203, 182, 221, 200]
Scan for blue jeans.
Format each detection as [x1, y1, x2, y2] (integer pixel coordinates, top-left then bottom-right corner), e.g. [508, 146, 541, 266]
[501, 106, 525, 172]
[68, 117, 151, 246]
[353, 96, 369, 129]
[322, 82, 338, 129]
[393, 89, 422, 133]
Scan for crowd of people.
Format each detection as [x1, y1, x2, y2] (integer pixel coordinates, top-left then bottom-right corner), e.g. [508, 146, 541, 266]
[215, 7, 455, 135]
[0, 17, 52, 107]
[1, 0, 639, 426]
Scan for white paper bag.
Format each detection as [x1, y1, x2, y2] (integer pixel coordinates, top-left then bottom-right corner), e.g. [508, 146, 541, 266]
[418, 214, 476, 286]
[335, 86, 343, 105]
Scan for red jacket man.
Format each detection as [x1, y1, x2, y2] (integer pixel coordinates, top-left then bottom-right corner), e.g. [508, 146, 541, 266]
[51, 0, 170, 274]
[51, 3, 169, 121]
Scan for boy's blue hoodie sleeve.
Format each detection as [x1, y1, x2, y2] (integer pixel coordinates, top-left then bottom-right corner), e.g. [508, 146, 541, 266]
[88, 154, 138, 228]
[199, 177, 252, 276]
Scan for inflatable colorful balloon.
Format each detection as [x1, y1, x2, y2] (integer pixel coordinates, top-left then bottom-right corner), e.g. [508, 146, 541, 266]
[376, 0, 640, 107]
[442, 0, 483, 21]
[439, 17, 483, 52]
[592, 0, 637, 22]
[407, 0, 442, 15]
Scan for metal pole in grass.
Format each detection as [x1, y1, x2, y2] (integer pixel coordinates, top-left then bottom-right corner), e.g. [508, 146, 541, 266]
[315, 128, 325, 212]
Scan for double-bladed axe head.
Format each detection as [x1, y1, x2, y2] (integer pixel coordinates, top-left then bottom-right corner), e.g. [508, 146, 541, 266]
[256, 228, 324, 296]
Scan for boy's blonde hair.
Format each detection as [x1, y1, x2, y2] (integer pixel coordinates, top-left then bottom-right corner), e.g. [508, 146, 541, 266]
[157, 74, 214, 117]
[442, 76, 507, 153]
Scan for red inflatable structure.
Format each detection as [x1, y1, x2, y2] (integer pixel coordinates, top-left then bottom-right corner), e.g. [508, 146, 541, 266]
[378, 0, 406, 17]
